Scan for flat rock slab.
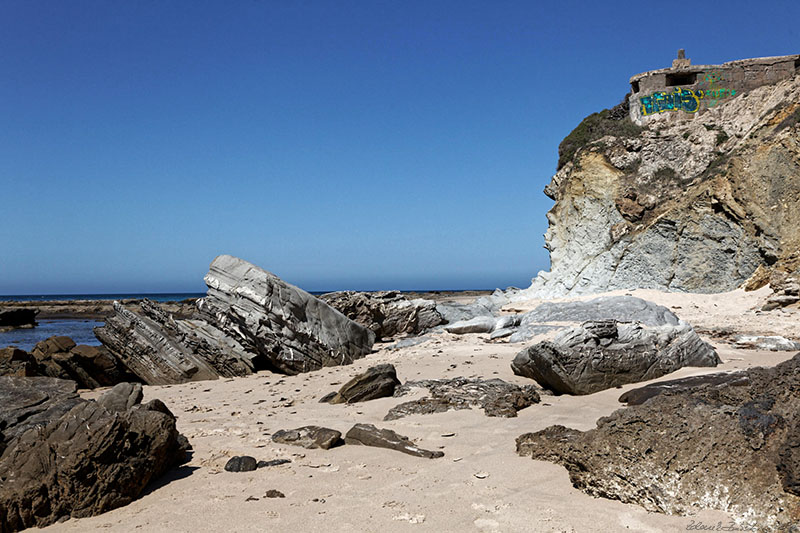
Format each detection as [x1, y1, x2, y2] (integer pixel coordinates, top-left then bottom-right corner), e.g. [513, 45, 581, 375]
[344, 423, 444, 459]
[516, 353, 800, 530]
[322, 364, 400, 404]
[271, 426, 343, 450]
[619, 371, 750, 405]
[384, 377, 540, 420]
[511, 319, 720, 395]
[198, 255, 375, 374]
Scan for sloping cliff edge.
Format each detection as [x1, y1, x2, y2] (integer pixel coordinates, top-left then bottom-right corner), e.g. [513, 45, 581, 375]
[527, 69, 800, 298]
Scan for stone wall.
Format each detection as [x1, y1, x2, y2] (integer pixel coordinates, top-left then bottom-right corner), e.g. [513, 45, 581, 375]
[628, 53, 800, 125]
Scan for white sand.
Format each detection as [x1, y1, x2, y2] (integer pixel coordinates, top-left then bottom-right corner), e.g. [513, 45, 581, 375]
[42, 289, 798, 533]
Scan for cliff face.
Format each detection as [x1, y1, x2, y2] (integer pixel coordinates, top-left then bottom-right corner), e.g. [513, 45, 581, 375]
[530, 73, 800, 297]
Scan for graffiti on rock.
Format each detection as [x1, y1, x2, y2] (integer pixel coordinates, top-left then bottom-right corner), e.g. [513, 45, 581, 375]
[640, 76, 737, 116]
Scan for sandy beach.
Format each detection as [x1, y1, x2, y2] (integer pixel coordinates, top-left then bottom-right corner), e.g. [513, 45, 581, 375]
[38, 288, 798, 533]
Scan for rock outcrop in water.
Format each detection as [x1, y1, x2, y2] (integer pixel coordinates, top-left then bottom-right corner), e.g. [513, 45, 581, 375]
[0, 380, 187, 532]
[527, 65, 800, 298]
[95, 255, 375, 384]
[511, 319, 720, 394]
[516, 353, 800, 530]
[0, 309, 37, 332]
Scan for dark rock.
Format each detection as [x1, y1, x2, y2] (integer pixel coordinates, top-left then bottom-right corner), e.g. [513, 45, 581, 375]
[0, 376, 81, 449]
[257, 459, 291, 468]
[224, 456, 258, 472]
[271, 426, 343, 450]
[511, 320, 720, 395]
[384, 377, 539, 420]
[97, 382, 144, 413]
[619, 371, 750, 405]
[0, 308, 37, 331]
[323, 364, 400, 404]
[197, 255, 375, 375]
[30, 336, 138, 389]
[344, 423, 444, 459]
[516, 353, 800, 529]
[0, 381, 187, 532]
[0, 348, 39, 377]
[318, 391, 337, 403]
[320, 290, 444, 340]
[264, 490, 285, 498]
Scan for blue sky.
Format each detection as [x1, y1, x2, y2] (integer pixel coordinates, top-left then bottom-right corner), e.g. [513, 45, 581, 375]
[1, 1, 798, 294]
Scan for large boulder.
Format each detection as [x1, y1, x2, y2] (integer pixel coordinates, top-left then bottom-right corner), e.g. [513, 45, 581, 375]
[511, 319, 720, 394]
[516, 353, 800, 530]
[197, 255, 375, 374]
[320, 291, 444, 340]
[0, 381, 187, 532]
[321, 364, 401, 404]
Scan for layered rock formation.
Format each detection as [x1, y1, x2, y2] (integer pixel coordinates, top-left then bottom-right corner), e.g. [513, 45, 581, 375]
[517, 353, 800, 530]
[94, 255, 375, 384]
[320, 290, 444, 340]
[0, 308, 37, 332]
[528, 69, 800, 297]
[511, 319, 720, 395]
[0, 380, 187, 532]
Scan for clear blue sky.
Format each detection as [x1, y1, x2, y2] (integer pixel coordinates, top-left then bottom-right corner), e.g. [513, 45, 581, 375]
[2, 1, 798, 294]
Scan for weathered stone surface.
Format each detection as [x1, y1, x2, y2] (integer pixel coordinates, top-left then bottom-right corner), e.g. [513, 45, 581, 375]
[0, 382, 187, 532]
[384, 377, 540, 420]
[0, 348, 39, 377]
[320, 291, 444, 340]
[344, 423, 444, 459]
[511, 319, 720, 395]
[517, 353, 800, 530]
[763, 272, 800, 310]
[29, 336, 138, 389]
[198, 255, 375, 374]
[618, 371, 750, 405]
[322, 364, 400, 404]
[0, 308, 37, 332]
[95, 299, 255, 385]
[525, 74, 800, 298]
[224, 456, 258, 472]
[0, 376, 81, 449]
[271, 426, 343, 450]
[733, 334, 800, 351]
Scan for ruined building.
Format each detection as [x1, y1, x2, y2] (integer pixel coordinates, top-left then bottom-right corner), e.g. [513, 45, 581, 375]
[628, 50, 800, 124]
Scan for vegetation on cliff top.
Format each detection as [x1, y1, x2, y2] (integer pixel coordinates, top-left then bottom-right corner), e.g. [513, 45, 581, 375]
[557, 97, 642, 170]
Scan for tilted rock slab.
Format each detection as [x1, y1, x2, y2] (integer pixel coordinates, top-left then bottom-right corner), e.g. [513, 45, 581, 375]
[198, 255, 375, 374]
[516, 353, 800, 530]
[0, 381, 187, 532]
[320, 290, 444, 340]
[321, 364, 400, 404]
[511, 319, 720, 395]
[271, 426, 343, 450]
[345, 423, 444, 459]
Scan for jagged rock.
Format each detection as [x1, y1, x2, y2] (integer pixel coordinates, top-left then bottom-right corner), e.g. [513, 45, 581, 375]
[619, 371, 749, 405]
[28, 336, 137, 389]
[0, 376, 81, 449]
[320, 291, 444, 340]
[198, 255, 375, 374]
[322, 364, 400, 404]
[344, 423, 444, 459]
[516, 353, 800, 530]
[271, 426, 343, 450]
[763, 272, 800, 310]
[733, 334, 800, 351]
[95, 299, 255, 385]
[0, 348, 39, 377]
[224, 456, 258, 472]
[0, 308, 37, 332]
[511, 319, 720, 395]
[526, 74, 800, 298]
[0, 381, 187, 532]
[384, 377, 540, 420]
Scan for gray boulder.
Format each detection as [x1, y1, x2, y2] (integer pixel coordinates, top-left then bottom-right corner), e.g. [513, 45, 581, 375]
[320, 291, 444, 340]
[344, 423, 444, 459]
[271, 426, 343, 450]
[198, 255, 375, 374]
[618, 371, 749, 405]
[511, 319, 720, 395]
[321, 364, 400, 404]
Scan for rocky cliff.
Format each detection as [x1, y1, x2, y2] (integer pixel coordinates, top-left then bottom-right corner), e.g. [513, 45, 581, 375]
[529, 71, 800, 297]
